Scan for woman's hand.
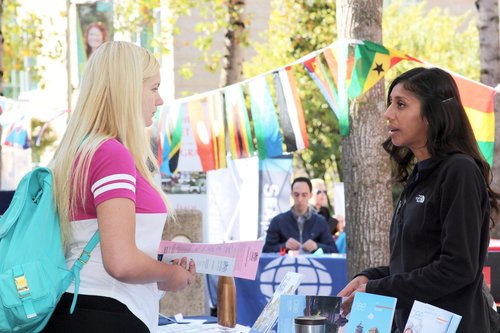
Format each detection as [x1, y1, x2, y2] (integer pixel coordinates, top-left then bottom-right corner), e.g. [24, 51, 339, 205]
[337, 275, 368, 316]
[158, 257, 196, 292]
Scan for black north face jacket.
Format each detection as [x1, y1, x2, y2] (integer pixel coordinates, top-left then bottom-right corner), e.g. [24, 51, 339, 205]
[359, 153, 500, 333]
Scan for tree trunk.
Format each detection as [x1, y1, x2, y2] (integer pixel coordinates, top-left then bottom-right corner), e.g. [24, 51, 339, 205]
[336, 0, 393, 279]
[476, 0, 500, 238]
[219, 0, 245, 87]
[0, 0, 4, 189]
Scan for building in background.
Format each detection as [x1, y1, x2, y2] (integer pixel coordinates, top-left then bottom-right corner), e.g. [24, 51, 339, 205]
[172, 1, 272, 97]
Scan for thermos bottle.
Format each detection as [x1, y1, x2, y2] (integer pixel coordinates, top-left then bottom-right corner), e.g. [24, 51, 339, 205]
[217, 276, 236, 328]
[294, 316, 327, 333]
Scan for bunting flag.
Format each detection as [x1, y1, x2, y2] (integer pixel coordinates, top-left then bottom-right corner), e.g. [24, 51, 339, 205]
[224, 85, 255, 159]
[273, 66, 309, 152]
[323, 45, 355, 88]
[303, 55, 340, 119]
[187, 98, 215, 171]
[452, 73, 496, 165]
[145, 39, 498, 171]
[348, 40, 420, 100]
[322, 44, 355, 136]
[187, 96, 228, 172]
[248, 76, 283, 159]
[157, 103, 184, 175]
[207, 92, 227, 169]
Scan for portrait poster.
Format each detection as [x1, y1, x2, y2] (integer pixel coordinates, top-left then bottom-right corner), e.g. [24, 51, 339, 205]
[76, 1, 113, 80]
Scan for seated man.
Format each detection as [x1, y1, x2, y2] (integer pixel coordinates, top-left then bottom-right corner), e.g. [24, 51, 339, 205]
[263, 177, 338, 254]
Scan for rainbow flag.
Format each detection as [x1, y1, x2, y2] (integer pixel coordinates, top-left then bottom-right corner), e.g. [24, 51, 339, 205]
[452, 73, 496, 165]
[224, 85, 254, 159]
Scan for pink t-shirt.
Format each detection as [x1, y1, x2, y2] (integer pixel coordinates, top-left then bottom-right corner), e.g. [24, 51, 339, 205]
[73, 138, 166, 219]
[66, 138, 167, 332]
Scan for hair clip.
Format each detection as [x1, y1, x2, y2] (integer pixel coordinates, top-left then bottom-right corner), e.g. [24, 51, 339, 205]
[441, 97, 454, 103]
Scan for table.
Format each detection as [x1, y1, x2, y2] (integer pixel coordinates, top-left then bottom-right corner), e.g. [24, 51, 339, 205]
[208, 253, 348, 327]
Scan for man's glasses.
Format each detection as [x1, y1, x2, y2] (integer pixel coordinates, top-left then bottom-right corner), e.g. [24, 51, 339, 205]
[316, 190, 327, 195]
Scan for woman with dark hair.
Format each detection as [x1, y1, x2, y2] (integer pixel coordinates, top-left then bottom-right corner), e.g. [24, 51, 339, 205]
[338, 67, 500, 332]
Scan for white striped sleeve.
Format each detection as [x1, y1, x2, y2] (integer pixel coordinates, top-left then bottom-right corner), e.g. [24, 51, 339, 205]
[91, 173, 136, 200]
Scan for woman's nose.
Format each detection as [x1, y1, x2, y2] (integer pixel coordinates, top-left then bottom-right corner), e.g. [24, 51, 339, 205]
[384, 104, 393, 120]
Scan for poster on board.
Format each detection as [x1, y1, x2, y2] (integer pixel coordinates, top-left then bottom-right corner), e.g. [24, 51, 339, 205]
[76, 1, 113, 80]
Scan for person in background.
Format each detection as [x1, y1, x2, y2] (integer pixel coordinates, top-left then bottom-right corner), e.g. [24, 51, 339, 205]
[318, 206, 339, 237]
[43, 41, 196, 333]
[263, 177, 338, 254]
[334, 214, 346, 254]
[338, 67, 500, 332]
[84, 22, 108, 60]
[309, 178, 328, 212]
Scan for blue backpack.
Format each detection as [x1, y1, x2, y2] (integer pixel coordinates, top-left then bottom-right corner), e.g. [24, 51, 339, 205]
[0, 167, 99, 332]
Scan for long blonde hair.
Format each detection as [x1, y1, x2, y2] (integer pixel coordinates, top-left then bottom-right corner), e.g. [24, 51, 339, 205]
[49, 41, 167, 247]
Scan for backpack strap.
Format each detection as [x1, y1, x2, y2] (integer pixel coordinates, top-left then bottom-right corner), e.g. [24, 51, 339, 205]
[69, 230, 100, 313]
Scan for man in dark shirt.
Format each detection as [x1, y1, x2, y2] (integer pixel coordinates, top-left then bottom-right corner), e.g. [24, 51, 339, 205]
[263, 177, 338, 254]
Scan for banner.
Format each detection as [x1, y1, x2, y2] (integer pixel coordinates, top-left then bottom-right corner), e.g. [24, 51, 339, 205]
[207, 157, 259, 243]
[257, 156, 293, 237]
[76, 1, 113, 80]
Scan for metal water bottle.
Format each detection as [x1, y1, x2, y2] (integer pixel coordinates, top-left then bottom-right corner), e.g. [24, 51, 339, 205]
[294, 316, 327, 333]
[217, 275, 236, 328]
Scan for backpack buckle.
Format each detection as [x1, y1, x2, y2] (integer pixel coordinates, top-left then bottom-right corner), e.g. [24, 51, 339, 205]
[77, 248, 92, 265]
[14, 275, 31, 299]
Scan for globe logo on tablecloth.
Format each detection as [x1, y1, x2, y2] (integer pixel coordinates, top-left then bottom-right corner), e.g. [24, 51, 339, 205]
[259, 256, 333, 299]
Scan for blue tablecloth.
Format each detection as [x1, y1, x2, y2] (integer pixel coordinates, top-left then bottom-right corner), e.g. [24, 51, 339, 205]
[234, 253, 347, 326]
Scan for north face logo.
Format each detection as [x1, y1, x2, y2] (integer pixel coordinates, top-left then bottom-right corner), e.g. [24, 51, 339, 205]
[415, 195, 425, 203]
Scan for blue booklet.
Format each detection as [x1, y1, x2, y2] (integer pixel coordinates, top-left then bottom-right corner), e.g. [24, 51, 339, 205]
[278, 295, 347, 333]
[404, 300, 462, 333]
[345, 292, 397, 333]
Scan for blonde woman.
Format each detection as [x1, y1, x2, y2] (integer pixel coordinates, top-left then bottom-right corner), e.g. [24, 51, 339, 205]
[42, 42, 196, 333]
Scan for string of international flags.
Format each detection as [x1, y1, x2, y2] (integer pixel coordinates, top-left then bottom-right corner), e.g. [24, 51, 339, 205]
[155, 39, 497, 175]
[0, 40, 495, 171]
